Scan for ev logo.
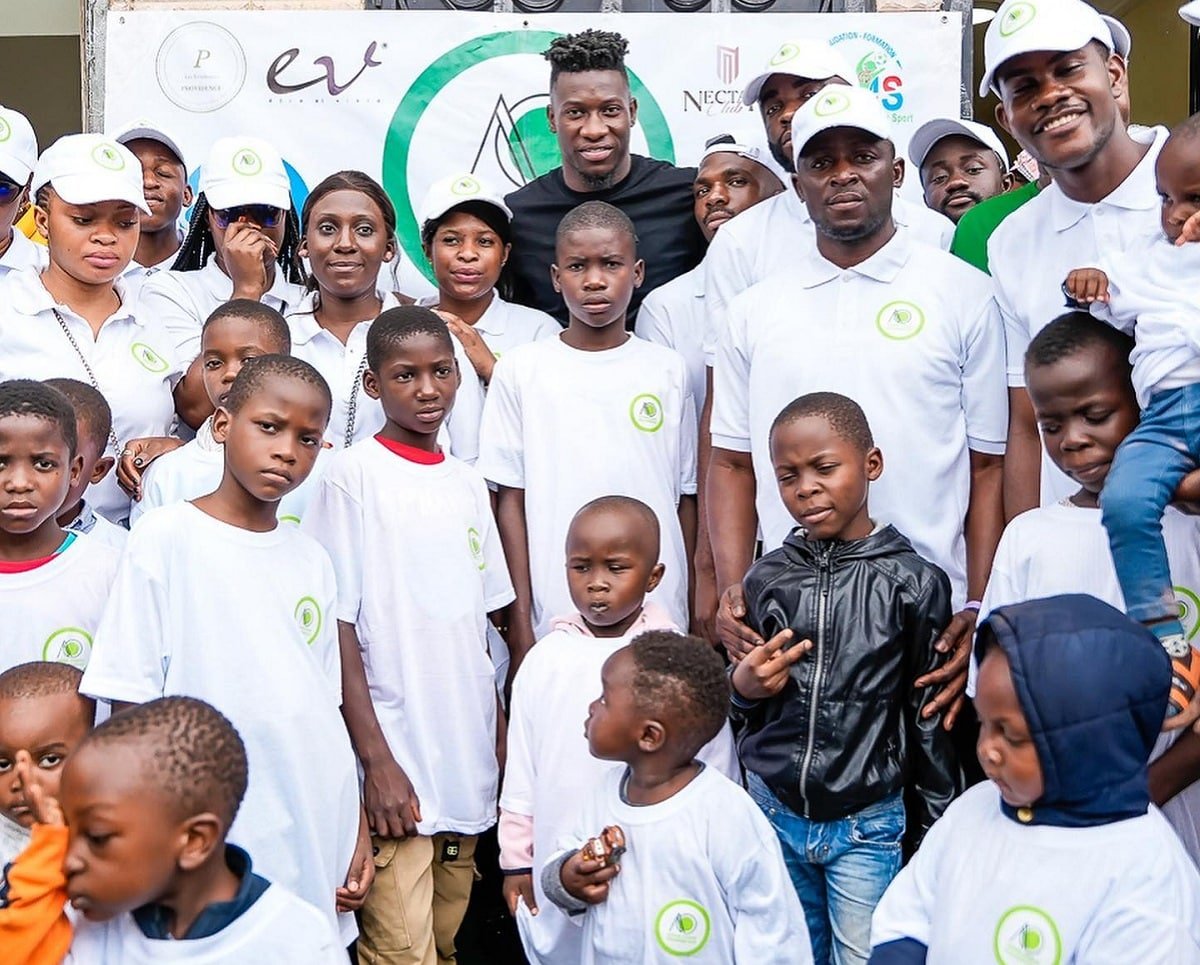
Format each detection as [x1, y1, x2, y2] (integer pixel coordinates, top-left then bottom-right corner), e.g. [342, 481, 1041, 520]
[467, 526, 486, 570]
[233, 148, 263, 176]
[630, 394, 665, 433]
[131, 342, 170, 374]
[43, 627, 93, 670]
[1000, 1, 1038, 37]
[875, 301, 926, 341]
[91, 143, 126, 171]
[993, 905, 1061, 965]
[814, 90, 852, 117]
[654, 900, 711, 956]
[294, 596, 322, 645]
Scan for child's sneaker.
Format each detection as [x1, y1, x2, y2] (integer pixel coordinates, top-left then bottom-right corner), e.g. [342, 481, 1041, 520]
[1156, 628, 1200, 720]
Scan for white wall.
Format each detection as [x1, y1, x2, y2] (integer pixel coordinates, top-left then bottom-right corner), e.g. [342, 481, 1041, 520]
[0, 0, 79, 38]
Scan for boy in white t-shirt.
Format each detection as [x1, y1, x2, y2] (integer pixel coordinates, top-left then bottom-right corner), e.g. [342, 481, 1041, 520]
[499, 496, 737, 964]
[2, 696, 344, 964]
[130, 300, 325, 526]
[80, 356, 369, 946]
[541, 632, 811, 964]
[0, 380, 120, 674]
[870, 595, 1200, 963]
[479, 201, 697, 673]
[303, 306, 514, 965]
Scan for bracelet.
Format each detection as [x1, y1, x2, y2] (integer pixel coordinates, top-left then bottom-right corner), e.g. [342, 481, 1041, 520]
[963, 600, 982, 613]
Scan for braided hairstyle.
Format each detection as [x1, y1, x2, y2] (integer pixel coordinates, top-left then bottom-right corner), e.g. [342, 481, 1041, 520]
[171, 192, 306, 287]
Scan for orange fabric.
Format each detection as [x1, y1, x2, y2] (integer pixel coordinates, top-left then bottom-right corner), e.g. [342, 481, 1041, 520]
[0, 823, 72, 965]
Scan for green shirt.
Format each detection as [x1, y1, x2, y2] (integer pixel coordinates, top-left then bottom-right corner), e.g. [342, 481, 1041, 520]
[949, 181, 1041, 275]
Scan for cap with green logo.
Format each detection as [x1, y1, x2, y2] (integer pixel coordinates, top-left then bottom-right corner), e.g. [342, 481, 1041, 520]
[419, 172, 513, 228]
[200, 135, 290, 211]
[0, 104, 38, 184]
[740, 41, 855, 107]
[31, 133, 149, 214]
[790, 85, 893, 167]
[980, 0, 1113, 97]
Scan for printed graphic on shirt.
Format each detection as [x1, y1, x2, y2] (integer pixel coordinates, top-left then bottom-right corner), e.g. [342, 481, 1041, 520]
[43, 627, 93, 670]
[131, 341, 170, 374]
[654, 899, 711, 956]
[468, 526, 485, 571]
[294, 595, 322, 645]
[875, 301, 926, 341]
[1177, 585, 1200, 640]
[992, 905, 1062, 965]
[999, 1, 1037, 37]
[630, 393, 665, 433]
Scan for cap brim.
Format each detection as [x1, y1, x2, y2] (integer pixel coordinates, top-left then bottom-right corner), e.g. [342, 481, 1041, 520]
[0, 152, 32, 185]
[49, 173, 151, 215]
[115, 127, 186, 167]
[741, 66, 847, 107]
[1099, 15, 1131, 59]
[794, 121, 891, 165]
[1181, 2, 1200, 26]
[203, 181, 291, 212]
[908, 119, 1008, 171]
[980, 22, 1111, 97]
[421, 196, 513, 226]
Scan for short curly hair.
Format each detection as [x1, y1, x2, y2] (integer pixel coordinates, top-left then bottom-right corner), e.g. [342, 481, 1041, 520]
[43, 379, 111, 458]
[1025, 310, 1134, 373]
[221, 354, 332, 422]
[545, 30, 629, 87]
[629, 631, 729, 759]
[0, 379, 78, 456]
[770, 391, 874, 453]
[366, 306, 454, 373]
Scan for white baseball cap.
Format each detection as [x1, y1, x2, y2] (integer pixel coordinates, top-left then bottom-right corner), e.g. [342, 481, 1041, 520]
[979, 0, 1113, 97]
[791, 85, 892, 166]
[741, 41, 855, 108]
[1181, 2, 1200, 27]
[1101, 15, 1131, 60]
[419, 173, 512, 227]
[908, 118, 1010, 173]
[199, 137, 290, 211]
[31, 134, 150, 214]
[0, 105, 38, 185]
[110, 118, 187, 168]
[700, 128, 790, 186]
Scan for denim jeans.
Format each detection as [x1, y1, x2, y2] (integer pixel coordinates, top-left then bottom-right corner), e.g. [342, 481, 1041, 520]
[1101, 384, 1200, 624]
[745, 771, 903, 965]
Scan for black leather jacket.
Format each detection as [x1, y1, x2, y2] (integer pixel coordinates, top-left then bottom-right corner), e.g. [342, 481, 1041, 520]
[732, 525, 961, 831]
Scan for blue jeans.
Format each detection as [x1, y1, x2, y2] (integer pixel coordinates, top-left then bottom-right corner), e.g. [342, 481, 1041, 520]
[1101, 384, 1200, 624]
[745, 771, 904, 965]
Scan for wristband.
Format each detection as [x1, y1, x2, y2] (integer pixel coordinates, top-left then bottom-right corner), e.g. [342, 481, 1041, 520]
[963, 600, 982, 613]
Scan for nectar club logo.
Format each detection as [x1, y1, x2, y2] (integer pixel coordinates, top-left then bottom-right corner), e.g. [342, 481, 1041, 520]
[91, 143, 125, 171]
[294, 595, 322, 645]
[630, 394, 665, 433]
[993, 905, 1061, 965]
[654, 900, 711, 955]
[1000, 2, 1038, 37]
[875, 301, 925, 341]
[43, 627, 93, 670]
[716, 46, 739, 86]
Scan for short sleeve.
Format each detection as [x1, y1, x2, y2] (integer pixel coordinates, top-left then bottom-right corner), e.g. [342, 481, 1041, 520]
[868, 815, 943, 951]
[634, 288, 675, 351]
[702, 231, 752, 365]
[475, 474, 516, 612]
[312, 546, 343, 704]
[446, 336, 485, 466]
[129, 458, 166, 526]
[477, 356, 526, 489]
[709, 290, 754, 453]
[301, 465, 366, 625]
[958, 282, 1008, 455]
[678, 373, 698, 495]
[986, 236, 1029, 389]
[498, 655, 540, 818]
[138, 272, 204, 362]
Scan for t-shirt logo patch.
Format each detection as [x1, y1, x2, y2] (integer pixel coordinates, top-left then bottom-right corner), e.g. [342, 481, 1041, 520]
[993, 905, 1061, 965]
[1176, 585, 1200, 640]
[130, 342, 169, 373]
[875, 301, 925, 340]
[654, 900, 711, 956]
[999, 1, 1037, 37]
[0, 118, 11, 143]
[467, 526, 486, 571]
[451, 175, 482, 197]
[91, 143, 125, 172]
[813, 90, 852, 117]
[630, 393, 664, 433]
[294, 596, 322, 645]
[233, 148, 263, 176]
[43, 627, 93, 670]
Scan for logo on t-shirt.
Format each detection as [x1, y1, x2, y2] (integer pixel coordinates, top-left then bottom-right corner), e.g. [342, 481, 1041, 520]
[294, 596, 322, 646]
[232, 148, 263, 177]
[993, 905, 1061, 965]
[91, 142, 126, 172]
[654, 899, 711, 956]
[813, 90, 853, 118]
[875, 301, 926, 341]
[1176, 585, 1200, 640]
[630, 394, 665, 433]
[43, 627, 93, 670]
[467, 526, 486, 571]
[130, 342, 170, 374]
[999, 1, 1037, 37]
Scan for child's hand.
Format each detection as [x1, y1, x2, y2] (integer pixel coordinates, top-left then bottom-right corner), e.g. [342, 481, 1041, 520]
[336, 810, 376, 912]
[731, 629, 811, 700]
[502, 872, 538, 918]
[560, 850, 618, 905]
[363, 757, 422, 839]
[15, 750, 64, 827]
[1062, 267, 1110, 306]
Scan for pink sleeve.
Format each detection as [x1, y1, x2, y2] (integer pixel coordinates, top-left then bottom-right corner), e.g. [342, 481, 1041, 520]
[498, 809, 534, 871]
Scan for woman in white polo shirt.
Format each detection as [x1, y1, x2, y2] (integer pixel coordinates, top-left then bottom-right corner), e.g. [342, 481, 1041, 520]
[0, 105, 46, 278]
[0, 134, 181, 524]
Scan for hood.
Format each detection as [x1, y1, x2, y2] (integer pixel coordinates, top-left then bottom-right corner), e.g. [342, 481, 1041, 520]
[976, 594, 1169, 828]
[782, 522, 912, 565]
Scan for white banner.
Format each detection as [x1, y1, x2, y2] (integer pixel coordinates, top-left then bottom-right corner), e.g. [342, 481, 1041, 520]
[104, 10, 962, 286]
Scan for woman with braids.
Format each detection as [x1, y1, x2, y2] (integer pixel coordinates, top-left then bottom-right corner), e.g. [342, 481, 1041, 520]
[0, 134, 183, 525]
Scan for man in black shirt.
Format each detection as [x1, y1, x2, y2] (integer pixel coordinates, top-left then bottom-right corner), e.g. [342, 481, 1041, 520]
[505, 30, 706, 325]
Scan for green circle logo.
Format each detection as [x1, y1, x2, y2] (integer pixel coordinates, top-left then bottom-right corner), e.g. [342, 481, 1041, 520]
[294, 596, 322, 645]
[131, 342, 169, 373]
[630, 393, 664, 433]
[233, 148, 263, 176]
[91, 142, 125, 172]
[769, 42, 801, 67]
[654, 900, 710, 956]
[999, 1, 1037, 37]
[467, 526, 485, 571]
[451, 175, 482, 197]
[0, 118, 11, 143]
[875, 301, 925, 340]
[994, 905, 1061, 965]
[813, 90, 852, 117]
[1176, 585, 1200, 641]
[43, 627, 93, 670]
[383, 31, 675, 284]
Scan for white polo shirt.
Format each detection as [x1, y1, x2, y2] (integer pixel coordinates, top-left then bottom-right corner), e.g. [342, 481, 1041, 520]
[635, 265, 707, 419]
[139, 254, 305, 362]
[711, 228, 1007, 607]
[988, 125, 1168, 503]
[703, 188, 955, 363]
[417, 292, 560, 361]
[119, 247, 179, 305]
[0, 229, 46, 277]
[0, 270, 182, 523]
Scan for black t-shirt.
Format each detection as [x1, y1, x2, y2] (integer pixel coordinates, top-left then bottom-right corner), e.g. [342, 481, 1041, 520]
[505, 155, 706, 325]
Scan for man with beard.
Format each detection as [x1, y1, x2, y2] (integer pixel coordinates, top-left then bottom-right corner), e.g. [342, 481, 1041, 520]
[505, 30, 705, 325]
[708, 86, 1007, 735]
[909, 118, 1010, 224]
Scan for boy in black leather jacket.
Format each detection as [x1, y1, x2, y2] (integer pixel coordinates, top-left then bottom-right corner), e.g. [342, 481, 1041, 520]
[730, 392, 961, 965]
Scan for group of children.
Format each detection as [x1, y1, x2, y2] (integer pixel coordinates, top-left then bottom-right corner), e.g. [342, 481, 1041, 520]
[2, 3, 1200, 963]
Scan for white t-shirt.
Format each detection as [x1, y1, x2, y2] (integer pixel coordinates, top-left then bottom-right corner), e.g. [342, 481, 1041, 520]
[0, 813, 30, 875]
[702, 189, 954, 363]
[80, 502, 361, 944]
[417, 291, 561, 361]
[870, 781, 1200, 963]
[0, 270, 182, 523]
[988, 125, 1168, 504]
[976, 499, 1200, 865]
[711, 228, 1007, 607]
[65, 501, 129, 551]
[550, 765, 811, 965]
[635, 265, 707, 420]
[478, 335, 697, 634]
[0, 534, 120, 674]
[138, 255, 305, 363]
[503, 612, 739, 963]
[0, 229, 46, 277]
[66, 882, 346, 965]
[288, 290, 487, 461]
[302, 439, 514, 835]
[130, 417, 327, 527]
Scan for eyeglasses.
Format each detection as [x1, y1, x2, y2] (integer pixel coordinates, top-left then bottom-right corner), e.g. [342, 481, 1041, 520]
[0, 179, 22, 204]
[212, 204, 283, 229]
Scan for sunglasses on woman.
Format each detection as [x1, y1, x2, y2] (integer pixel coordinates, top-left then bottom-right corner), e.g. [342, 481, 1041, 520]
[212, 204, 283, 229]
